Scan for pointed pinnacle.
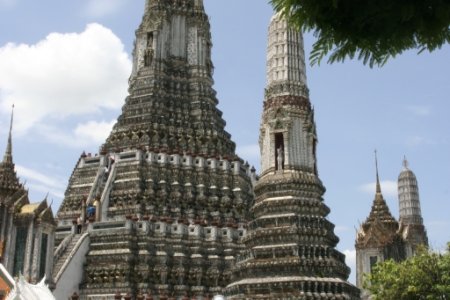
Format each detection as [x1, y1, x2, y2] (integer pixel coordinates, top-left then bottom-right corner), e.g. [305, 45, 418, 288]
[3, 104, 14, 164]
[403, 155, 409, 169]
[375, 150, 381, 194]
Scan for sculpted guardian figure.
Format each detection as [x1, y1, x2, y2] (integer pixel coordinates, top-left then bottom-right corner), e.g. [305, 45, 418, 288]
[277, 147, 284, 170]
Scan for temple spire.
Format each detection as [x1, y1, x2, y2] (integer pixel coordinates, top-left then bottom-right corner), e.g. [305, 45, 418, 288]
[375, 150, 381, 194]
[265, 12, 308, 99]
[3, 105, 14, 164]
[226, 11, 360, 299]
[403, 155, 409, 169]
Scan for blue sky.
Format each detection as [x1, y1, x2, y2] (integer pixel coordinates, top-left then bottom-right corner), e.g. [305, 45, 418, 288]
[0, 0, 449, 283]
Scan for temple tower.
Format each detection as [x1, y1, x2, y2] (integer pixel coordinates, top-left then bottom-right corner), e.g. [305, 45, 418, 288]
[355, 155, 430, 299]
[54, 0, 254, 298]
[0, 110, 56, 285]
[104, 0, 231, 157]
[355, 154, 407, 299]
[0, 108, 22, 269]
[226, 13, 360, 299]
[398, 157, 428, 256]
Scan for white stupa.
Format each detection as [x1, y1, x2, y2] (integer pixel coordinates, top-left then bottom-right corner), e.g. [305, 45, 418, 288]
[6, 275, 55, 300]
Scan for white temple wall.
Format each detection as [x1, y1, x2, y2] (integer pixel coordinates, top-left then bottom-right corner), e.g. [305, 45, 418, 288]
[356, 248, 384, 289]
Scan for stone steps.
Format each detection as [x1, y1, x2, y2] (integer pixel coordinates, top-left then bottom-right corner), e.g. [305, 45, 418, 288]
[53, 234, 83, 276]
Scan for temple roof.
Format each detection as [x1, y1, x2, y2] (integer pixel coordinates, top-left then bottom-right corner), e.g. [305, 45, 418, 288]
[367, 152, 397, 225]
[19, 203, 40, 214]
[2, 114, 13, 165]
[18, 199, 56, 226]
[0, 107, 21, 195]
[356, 153, 399, 248]
[364, 192, 397, 227]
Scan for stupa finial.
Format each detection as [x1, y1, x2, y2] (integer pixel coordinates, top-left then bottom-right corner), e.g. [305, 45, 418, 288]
[375, 150, 381, 194]
[3, 104, 14, 164]
[402, 155, 409, 169]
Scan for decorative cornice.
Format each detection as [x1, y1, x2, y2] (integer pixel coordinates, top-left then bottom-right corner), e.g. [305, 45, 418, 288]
[264, 95, 311, 111]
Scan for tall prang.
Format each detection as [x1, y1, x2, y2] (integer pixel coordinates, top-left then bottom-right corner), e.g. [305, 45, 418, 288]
[226, 13, 360, 299]
[398, 157, 428, 256]
[104, 0, 235, 157]
[54, 1, 254, 299]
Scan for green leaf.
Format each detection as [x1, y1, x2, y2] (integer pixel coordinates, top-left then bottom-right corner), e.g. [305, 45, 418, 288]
[271, 0, 450, 67]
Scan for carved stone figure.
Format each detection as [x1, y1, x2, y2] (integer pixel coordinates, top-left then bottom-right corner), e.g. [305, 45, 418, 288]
[276, 147, 284, 170]
[144, 48, 154, 66]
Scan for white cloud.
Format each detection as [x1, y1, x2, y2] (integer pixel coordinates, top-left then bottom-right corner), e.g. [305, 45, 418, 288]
[16, 165, 61, 188]
[359, 180, 398, 198]
[0, 23, 131, 134]
[343, 249, 356, 284]
[15, 164, 66, 199]
[406, 105, 431, 117]
[74, 120, 116, 145]
[34, 119, 116, 148]
[84, 0, 127, 18]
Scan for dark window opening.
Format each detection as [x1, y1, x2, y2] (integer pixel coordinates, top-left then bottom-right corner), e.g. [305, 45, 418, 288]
[275, 132, 284, 170]
[39, 233, 48, 280]
[147, 32, 153, 47]
[369, 256, 378, 272]
[13, 227, 27, 277]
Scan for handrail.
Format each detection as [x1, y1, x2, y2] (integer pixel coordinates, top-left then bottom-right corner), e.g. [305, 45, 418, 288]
[53, 233, 74, 263]
[54, 232, 89, 283]
[86, 157, 106, 205]
[100, 162, 117, 221]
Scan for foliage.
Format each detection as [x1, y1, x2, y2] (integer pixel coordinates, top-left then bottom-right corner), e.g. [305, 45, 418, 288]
[364, 245, 450, 300]
[270, 0, 450, 67]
